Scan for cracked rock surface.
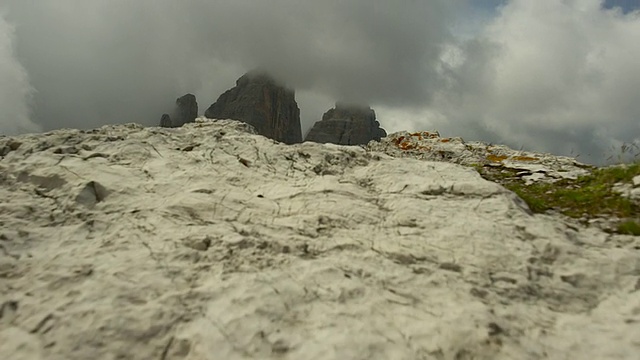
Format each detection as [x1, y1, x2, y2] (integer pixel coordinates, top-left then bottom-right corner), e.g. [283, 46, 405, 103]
[0, 118, 639, 359]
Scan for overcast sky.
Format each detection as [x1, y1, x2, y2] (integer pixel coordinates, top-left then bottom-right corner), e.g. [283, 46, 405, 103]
[1, 0, 639, 165]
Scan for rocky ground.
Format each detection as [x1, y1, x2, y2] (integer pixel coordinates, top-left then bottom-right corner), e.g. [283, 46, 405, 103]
[0, 119, 639, 359]
[369, 130, 640, 235]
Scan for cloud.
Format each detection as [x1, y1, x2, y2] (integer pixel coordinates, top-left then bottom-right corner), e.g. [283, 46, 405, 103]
[1, 0, 459, 133]
[423, 0, 640, 165]
[2, 0, 639, 166]
[0, 11, 41, 135]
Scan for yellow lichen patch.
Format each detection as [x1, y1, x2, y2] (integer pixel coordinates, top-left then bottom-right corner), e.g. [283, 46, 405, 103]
[487, 154, 508, 162]
[511, 155, 539, 162]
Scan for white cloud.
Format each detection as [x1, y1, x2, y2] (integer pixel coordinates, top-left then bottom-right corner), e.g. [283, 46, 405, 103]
[430, 0, 640, 165]
[0, 11, 41, 135]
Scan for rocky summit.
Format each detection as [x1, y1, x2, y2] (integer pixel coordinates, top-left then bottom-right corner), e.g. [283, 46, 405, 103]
[305, 103, 387, 145]
[0, 118, 639, 360]
[159, 93, 198, 128]
[204, 71, 302, 144]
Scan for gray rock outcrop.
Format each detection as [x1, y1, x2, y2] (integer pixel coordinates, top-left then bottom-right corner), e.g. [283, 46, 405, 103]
[204, 71, 302, 144]
[159, 94, 198, 128]
[304, 103, 387, 145]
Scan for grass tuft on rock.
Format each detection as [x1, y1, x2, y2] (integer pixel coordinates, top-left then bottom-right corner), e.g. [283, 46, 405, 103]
[617, 220, 640, 236]
[473, 160, 640, 235]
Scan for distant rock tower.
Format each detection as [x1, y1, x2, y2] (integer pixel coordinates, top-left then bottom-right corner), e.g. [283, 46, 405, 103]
[305, 103, 387, 145]
[159, 93, 198, 128]
[159, 113, 172, 128]
[204, 71, 302, 144]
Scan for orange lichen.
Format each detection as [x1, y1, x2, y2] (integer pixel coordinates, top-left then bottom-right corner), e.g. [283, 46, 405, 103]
[486, 154, 508, 162]
[439, 138, 451, 143]
[393, 132, 440, 151]
[393, 136, 406, 146]
[399, 141, 417, 150]
[511, 155, 539, 162]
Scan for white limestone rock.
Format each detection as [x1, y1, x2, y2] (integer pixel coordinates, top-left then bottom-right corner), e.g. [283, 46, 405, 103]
[0, 118, 638, 360]
[613, 183, 640, 201]
[368, 131, 594, 184]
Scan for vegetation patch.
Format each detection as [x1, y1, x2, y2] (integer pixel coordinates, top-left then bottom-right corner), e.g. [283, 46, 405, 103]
[617, 220, 640, 236]
[473, 162, 640, 235]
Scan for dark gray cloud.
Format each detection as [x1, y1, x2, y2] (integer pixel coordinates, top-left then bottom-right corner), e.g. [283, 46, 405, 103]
[0, 0, 458, 134]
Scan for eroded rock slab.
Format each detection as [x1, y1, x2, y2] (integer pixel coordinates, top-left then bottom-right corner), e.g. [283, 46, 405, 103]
[0, 119, 638, 360]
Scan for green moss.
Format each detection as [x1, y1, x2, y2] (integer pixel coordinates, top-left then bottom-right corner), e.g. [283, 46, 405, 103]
[617, 220, 640, 236]
[577, 162, 640, 186]
[512, 188, 551, 213]
[469, 161, 640, 236]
